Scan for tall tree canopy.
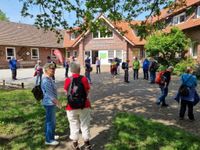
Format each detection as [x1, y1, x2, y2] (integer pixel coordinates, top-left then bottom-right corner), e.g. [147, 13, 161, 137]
[0, 9, 9, 21]
[145, 27, 191, 66]
[20, 0, 186, 38]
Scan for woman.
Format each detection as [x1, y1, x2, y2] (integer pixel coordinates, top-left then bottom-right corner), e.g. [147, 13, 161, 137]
[179, 67, 197, 121]
[34, 60, 43, 85]
[41, 63, 59, 145]
[64, 62, 92, 150]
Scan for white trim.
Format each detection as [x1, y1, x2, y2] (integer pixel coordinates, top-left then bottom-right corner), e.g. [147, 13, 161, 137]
[197, 6, 200, 18]
[172, 12, 186, 25]
[92, 30, 114, 39]
[5, 47, 16, 60]
[31, 48, 39, 60]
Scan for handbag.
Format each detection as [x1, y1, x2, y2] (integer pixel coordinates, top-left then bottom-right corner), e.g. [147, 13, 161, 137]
[193, 90, 200, 106]
[178, 75, 192, 97]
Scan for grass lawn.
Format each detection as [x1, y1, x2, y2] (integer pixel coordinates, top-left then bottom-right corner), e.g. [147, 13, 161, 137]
[105, 113, 200, 150]
[0, 89, 68, 150]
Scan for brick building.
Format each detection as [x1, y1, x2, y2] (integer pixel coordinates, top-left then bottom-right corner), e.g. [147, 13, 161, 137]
[0, 21, 65, 68]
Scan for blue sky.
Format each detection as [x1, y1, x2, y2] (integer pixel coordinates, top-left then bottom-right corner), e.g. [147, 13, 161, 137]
[0, 0, 147, 26]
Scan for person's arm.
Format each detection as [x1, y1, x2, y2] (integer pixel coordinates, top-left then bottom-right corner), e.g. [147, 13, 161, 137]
[64, 78, 71, 92]
[17, 59, 23, 62]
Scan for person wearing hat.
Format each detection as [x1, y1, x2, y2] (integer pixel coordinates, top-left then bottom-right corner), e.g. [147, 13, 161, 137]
[34, 60, 43, 85]
[156, 66, 174, 107]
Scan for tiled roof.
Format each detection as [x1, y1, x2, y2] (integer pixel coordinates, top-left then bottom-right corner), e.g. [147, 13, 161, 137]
[0, 21, 64, 48]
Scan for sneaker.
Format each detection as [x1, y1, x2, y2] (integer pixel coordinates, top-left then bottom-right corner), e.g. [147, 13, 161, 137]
[71, 141, 80, 150]
[54, 135, 59, 140]
[45, 140, 59, 146]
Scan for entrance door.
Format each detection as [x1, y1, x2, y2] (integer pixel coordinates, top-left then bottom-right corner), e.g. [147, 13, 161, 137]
[92, 51, 98, 64]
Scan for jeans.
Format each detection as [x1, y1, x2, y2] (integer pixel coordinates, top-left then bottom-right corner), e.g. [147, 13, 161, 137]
[143, 69, 149, 80]
[35, 74, 42, 85]
[96, 65, 101, 74]
[44, 105, 56, 142]
[124, 69, 129, 82]
[85, 71, 91, 83]
[11, 69, 17, 80]
[158, 86, 168, 105]
[133, 69, 139, 80]
[179, 100, 194, 120]
[150, 71, 156, 83]
[65, 68, 69, 77]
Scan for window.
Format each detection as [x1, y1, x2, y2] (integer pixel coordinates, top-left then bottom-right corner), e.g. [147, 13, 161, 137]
[6, 47, 15, 60]
[173, 12, 186, 24]
[51, 49, 56, 59]
[67, 51, 70, 58]
[197, 6, 200, 18]
[108, 50, 114, 62]
[31, 48, 39, 59]
[73, 50, 78, 58]
[93, 30, 113, 39]
[191, 42, 198, 58]
[70, 33, 76, 40]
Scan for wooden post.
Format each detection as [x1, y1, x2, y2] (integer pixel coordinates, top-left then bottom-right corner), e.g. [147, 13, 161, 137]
[3, 80, 5, 87]
[21, 83, 24, 89]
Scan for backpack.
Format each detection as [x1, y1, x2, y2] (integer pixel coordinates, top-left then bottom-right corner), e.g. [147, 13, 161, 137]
[122, 62, 126, 69]
[31, 85, 43, 101]
[150, 61, 158, 72]
[67, 76, 87, 109]
[155, 71, 166, 84]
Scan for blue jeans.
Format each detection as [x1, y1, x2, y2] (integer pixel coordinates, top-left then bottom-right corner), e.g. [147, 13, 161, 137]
[44, 105, 56, 142]
[35, 74, 42, 85]
[158, 86, 168, 105]
[150, 71, 156, 83]
[85, 71, 91, 83]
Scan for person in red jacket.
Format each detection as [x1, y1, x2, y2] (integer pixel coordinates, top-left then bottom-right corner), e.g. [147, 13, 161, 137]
[64, 62, 92, 150]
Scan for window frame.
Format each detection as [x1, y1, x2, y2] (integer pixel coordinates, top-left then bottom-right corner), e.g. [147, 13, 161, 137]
[73, 50, 78, 58]
[92, 30, 113, 39]
[190, 42, 198, 58]
[31, 48, 39, 60]
[70, 33, 76, 40]
[5, 47, 16, 60]
[173, 12, 186, 25]
[197, 6, 200, 18]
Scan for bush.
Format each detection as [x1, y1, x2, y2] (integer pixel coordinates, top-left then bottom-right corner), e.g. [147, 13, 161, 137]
[174, 58, 196, 76]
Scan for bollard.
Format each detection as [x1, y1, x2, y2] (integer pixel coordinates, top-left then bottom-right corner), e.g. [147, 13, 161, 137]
[21, 83, 24, 89]
[3, 80, 5, 87]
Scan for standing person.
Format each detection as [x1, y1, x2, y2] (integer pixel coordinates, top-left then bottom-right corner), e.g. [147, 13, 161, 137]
[156, 66, 174, 107]
[110, 59, 117, 77]
[64, 62, 92, 150]
[178, 67, 197, 121]
[115, 57, 120, 74]
[149, 57, 158, 84]
[8, 56, 23, 80]
[34, 60, 43, 85]
[85, 56, 92, 84]
[64, 58, 70, 78]
[132, 57, 140, 80]
[95, 57, 101, 74]
[122, 60, 129, 83]
[47, 56, 56, 80]
[142, 58, 149, 80]
[41, 63, 59, 146]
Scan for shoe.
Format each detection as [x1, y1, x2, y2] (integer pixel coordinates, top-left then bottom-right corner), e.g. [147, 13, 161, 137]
[71, 141, 80, 150]
[45, 140, 59, 146]
[54, 135, 59, 140]
[84, 141, 92, 150]
[189, 118, 195, 122]
[161, 104, 169, 107]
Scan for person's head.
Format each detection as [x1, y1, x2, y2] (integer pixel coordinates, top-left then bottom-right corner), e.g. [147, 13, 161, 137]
[47, 56, 51, 60]
[186, 66, 193, 74]
[44, 63, 56, 77]
[167, 66, 174, 73]
[37, 60, 41, 64]
[70, 62, 81, 74]
[126, 59, 130, 63]
[11, 56, 15, 60]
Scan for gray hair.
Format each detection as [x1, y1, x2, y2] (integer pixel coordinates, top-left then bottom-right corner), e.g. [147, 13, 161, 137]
[70, 62, 80, 73]
[43, 63, 55, 72]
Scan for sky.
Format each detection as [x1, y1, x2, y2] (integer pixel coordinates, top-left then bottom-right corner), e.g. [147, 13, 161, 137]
[0, 0, 147, 26]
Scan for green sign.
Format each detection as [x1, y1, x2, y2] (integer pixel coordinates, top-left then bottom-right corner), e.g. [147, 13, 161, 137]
[99, 53, 107, 59]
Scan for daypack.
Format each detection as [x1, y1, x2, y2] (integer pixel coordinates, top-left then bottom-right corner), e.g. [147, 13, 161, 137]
[122, 62, 126, 69]
[155, 71, 166, 84]
[67, 76, 87, 109]
[31, 85, 43, 101]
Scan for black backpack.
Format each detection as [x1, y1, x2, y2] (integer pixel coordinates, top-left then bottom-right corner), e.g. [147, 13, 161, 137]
[67, 76, 87, 109]
[121, 62, 126, 69]
[31, 85, 43, 101]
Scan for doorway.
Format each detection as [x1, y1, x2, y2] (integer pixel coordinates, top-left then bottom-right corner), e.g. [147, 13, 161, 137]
[92, 51, 98, 64]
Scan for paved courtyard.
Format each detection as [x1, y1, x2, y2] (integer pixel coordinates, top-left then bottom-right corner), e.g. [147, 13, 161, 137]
[1, 67, 200, 149]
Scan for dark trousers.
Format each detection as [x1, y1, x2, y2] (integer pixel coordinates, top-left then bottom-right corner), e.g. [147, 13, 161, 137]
[11, 69, 17, 80]
[65, 68, 69, 77]
[158, 86, 168, 105]
[179, 100, 194, 120]
[143, 69, 149, 80]
[96, 65, 101, 74]
[124, 69, 129, 82]
[133, 69, 139, 80]
[150, 71, 156, 83]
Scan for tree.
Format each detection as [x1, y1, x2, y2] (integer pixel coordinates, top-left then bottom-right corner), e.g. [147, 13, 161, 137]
[19, 0, 186, 39]
[144, 27, 191, 66]
[0, 9, 9, 21]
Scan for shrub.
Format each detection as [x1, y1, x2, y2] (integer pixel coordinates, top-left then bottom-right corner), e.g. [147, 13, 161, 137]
[174, 57, 196, 76]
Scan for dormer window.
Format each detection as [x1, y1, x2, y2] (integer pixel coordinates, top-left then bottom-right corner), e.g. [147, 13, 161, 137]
[70, 33, 76, 40]
[93, 30, 113, 39]
[197, 6, 200, 18]
[173, 12, 186, 24]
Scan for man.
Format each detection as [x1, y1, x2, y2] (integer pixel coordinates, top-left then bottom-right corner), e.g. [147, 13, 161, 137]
[8, 56, 23, 80]
[149, 57, 158, 83]
[85, 56, 92, 84]
[95, 57, 101, 74]
[132, 57, 140, 80]
[142, 58, 149, 80]
[156, 66, 174, 107]
[123, 60, 129, 83]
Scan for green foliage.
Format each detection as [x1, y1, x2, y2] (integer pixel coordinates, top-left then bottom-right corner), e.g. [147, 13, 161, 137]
[145, 27, 191, 66]
[0, 9, 9, 21]
[0, 89, 68, 149]
[105, 113, 200, 150]
[174, 57, 196, 76]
